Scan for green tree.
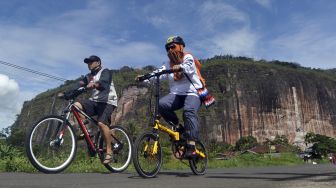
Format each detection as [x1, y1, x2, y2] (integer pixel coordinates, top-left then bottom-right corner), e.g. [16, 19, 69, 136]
[6, 127, 25, 148]
[304, 132, 336, 158]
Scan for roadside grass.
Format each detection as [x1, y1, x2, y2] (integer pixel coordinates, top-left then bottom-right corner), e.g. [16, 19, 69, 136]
[0, 142, 328, 173]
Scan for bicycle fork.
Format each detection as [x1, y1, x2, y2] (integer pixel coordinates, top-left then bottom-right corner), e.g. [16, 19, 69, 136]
[143, 134, 160, 156]
[196, 149, 206, 158]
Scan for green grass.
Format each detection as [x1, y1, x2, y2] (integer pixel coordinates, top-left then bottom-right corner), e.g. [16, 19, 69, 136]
[208, 153, 304, 169]
[0, 151, 325, 173]
[0, 140, 325, 173]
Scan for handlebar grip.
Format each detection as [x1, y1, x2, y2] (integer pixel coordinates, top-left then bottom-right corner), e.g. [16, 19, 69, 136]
[160, 69, 174, 74]
[62, 87, 87, 100]
[138, 73, 153, 82]
[138, 75, 147, 82]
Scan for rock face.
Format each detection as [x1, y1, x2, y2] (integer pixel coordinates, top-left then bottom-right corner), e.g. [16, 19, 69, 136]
[108, 60, 336, 147]
[198, 59, 336, 147]
[10, 57, 336, 147]
[112, 86, 148, 124]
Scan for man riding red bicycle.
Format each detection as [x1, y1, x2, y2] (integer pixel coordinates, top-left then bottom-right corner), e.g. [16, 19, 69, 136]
[75, 55, 118, 164]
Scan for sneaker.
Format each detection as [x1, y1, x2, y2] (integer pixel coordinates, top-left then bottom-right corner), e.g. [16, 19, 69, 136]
[184, 144, 197, 159]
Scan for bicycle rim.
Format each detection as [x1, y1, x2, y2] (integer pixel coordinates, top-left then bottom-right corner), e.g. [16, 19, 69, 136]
[133, 132, 162, 178]
[189, 141, 207, 175]
[26, 116, 76, 173]
[100, 126, 133, 172]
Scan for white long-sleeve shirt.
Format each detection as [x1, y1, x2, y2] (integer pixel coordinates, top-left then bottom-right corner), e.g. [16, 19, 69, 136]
[159, 54, 203, 96]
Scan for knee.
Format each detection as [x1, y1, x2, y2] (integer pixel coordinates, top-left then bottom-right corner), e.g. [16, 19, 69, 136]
[158, 100, 168, 111]
[183, 109, 197, 117]
[98, 122, 108, 128]
[74, 102, 82, 109]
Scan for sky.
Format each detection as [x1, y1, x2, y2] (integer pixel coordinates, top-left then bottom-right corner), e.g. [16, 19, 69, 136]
[0, 0, 336, 130]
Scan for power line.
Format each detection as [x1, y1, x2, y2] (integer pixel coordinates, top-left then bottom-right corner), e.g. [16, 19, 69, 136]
[0, 60, 67, 82]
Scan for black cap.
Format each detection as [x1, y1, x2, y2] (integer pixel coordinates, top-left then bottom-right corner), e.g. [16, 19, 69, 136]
[84, 55, 101, 64]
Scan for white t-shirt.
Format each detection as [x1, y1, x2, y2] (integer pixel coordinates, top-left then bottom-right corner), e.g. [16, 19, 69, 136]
[159, 54, 203, 96]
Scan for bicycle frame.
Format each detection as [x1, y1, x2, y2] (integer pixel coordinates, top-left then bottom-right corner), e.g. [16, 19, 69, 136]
[147, 74, 205, 158]
[61, 99, 100, 153]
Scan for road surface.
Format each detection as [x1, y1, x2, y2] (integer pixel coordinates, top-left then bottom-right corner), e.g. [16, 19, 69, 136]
[1, 164, 335, 188]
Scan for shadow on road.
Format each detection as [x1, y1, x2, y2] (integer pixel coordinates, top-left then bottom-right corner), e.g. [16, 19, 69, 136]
[206, 172, 336, 182]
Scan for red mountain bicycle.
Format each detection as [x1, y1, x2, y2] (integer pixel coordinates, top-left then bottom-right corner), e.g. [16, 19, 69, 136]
[25, 87, 132, 173]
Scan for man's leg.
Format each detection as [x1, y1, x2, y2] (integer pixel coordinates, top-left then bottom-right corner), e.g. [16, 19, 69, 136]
[96, 103, 115, 164]
[183, 95, 201, 158]
[98, 122, 112, 154]
[74, 100, 95, 138]
[158, 94, 184, 125]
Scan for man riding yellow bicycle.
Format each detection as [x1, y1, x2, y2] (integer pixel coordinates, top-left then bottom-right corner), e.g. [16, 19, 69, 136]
[133, 36, 208, 178]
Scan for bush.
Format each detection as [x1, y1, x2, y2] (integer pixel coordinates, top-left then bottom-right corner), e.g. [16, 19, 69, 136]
[263, 135, 289, 146]
[208, 140, 234, 157]
[235, 136, 257, 151]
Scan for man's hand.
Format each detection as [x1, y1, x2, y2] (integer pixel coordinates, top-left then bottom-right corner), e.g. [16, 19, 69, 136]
[79, 80, 85, 86]
[135, 75, 143, 82]
[86, 82, 96, 89]
[172, 64, 182, 72]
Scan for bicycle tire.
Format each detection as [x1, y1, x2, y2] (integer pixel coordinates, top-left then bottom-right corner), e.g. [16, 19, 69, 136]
[189, 140, 208, 175]
[133, 131, 162, 178]
[25, 115, 77, 173]
[98, 125, 133, 172]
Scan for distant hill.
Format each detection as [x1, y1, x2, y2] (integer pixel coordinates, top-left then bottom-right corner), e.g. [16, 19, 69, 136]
[8, 55, 336, 147]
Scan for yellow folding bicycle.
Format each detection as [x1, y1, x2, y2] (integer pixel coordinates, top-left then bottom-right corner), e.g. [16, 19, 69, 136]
[133, 69, 208, 178]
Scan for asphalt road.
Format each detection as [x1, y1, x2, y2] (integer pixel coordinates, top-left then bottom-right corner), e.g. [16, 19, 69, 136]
[1, 164, 336, 188]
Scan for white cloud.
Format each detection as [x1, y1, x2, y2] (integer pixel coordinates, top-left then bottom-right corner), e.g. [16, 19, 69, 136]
[207, 29, 258, 57]
[146, 15, 169, 28]
[0, 74, 19, 108]
[269, 24, 336, 69]
[255, 0, 272, 9]
[199, 1, 248, 31]
[0, 74, 20, 128]
[102, 42, 164, 68]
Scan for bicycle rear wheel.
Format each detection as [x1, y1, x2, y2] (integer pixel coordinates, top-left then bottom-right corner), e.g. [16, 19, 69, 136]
[25, 115, 77, 173]
[133, 131, 162, 178]
[98, 126, 133, 172]
[189, 140, 207, 175]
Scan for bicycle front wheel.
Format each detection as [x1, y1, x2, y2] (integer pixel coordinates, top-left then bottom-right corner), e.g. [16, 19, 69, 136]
[189, 140, 208, 175]
[133, 131, 162, 178]
[98, 126, 133, 172]
[25, 115, 77, 173]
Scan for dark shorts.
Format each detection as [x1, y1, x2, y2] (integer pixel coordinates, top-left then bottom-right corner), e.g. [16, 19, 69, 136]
[79, 99, 115, 126]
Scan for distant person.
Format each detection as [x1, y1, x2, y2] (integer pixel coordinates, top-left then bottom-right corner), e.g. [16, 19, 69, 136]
[74, 55, 118, 164]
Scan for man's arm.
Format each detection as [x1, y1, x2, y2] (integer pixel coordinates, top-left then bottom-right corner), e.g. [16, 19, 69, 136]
[79, 75, 89, 87]
[180, 54, 196, 75]
[95, 69, 111, 91]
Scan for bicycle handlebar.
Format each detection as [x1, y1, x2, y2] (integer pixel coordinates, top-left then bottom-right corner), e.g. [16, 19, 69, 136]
[138, 69, 175, 82]
[58, 87, 87, 100]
